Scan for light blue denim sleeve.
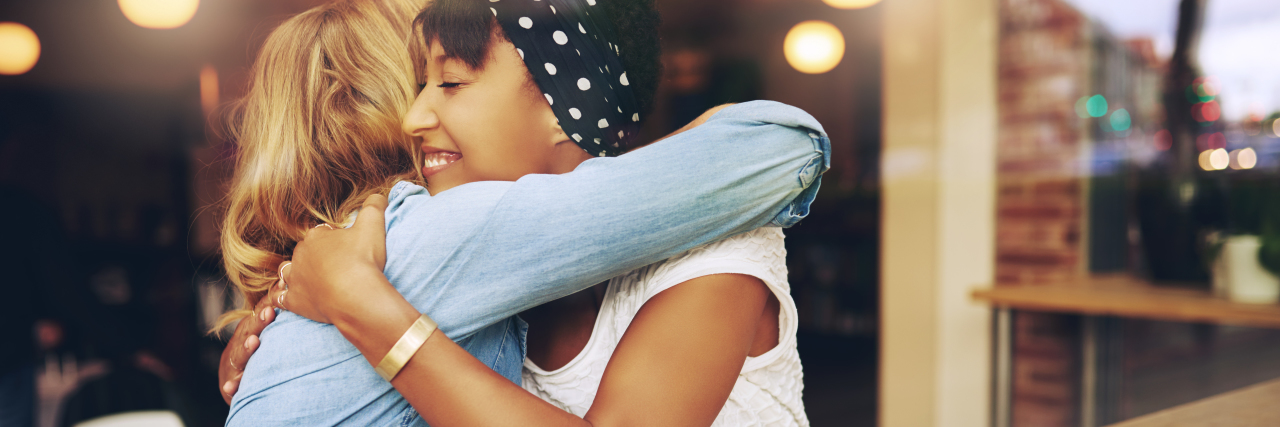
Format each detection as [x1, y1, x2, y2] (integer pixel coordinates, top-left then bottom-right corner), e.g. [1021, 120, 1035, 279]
[386, 100, 830, 339]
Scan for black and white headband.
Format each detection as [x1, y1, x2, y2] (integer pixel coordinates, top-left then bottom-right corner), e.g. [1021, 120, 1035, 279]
[489, 0, 639, 157]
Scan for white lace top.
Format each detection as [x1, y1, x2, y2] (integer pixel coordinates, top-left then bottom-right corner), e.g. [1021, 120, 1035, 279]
[521, 227, 809, 426]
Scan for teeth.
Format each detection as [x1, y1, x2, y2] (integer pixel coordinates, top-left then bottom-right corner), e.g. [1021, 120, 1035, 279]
[424, 153, 455, 169]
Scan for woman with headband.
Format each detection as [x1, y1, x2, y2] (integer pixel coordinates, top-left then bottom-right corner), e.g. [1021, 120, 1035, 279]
[222, 0, 823, 425]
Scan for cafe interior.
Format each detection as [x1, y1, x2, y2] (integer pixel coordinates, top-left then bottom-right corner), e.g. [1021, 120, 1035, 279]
[2, 0, 1279, 426]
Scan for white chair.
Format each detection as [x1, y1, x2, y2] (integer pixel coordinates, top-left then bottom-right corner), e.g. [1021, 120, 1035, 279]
[73, 410, 184, 427]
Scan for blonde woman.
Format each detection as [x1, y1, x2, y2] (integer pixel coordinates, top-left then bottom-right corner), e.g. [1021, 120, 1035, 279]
[216, 0, 828, 424]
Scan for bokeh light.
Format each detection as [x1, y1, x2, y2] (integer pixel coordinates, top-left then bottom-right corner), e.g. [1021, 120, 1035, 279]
[200, 64, 218, 116]
[0, 22, 40, 75]
[1209, 148, 1229, 170]
[1153, 129, 1172, 151]
[1198, 150, 1214, 171]
[119, 0, 199, 29]
[1074, 97, 1091, 119]
[1233, 148, 1258, 170]
[822, 0, 882, 9]
[1194, 101, 1221, 122]
[784, 21, 845, 75]
[1273, 119, 1280, 138]
[1109, 108, 1130, 131]
[1085, 95, 1108, 118]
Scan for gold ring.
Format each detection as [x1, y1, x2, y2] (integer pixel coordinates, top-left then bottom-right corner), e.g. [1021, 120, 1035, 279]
[229, 359, 239, 371]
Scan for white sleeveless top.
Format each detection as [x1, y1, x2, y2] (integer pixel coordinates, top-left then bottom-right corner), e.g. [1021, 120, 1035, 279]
[521, 227, 809, 426]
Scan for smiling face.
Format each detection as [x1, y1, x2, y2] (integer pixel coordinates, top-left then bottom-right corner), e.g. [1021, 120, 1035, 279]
[402, 33, 592, 195]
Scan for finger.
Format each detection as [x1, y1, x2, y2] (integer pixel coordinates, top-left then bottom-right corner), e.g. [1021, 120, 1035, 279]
[267, 278, 289, 312]
[222, 371, 243, 404]
[230, 334, 260, 376]
[354, 194, 388, 236]
[276, 261, 293, 291]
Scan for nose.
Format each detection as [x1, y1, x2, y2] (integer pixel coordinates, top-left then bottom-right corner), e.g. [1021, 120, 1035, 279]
[402, 88, 440, 139]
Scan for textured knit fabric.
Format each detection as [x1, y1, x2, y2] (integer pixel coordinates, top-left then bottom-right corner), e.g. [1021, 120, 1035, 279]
[522, 227, 810, 426]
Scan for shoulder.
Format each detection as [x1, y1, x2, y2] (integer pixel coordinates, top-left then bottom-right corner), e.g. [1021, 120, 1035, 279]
[626, 228, 788, 302]
[708, 101, 826, 136]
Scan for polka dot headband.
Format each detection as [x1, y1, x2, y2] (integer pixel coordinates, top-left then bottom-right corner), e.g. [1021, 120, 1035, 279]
[489, 0, 639, 157]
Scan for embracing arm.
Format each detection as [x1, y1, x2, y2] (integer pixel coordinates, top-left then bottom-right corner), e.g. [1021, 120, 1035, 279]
[270, 255, 770, 427]
[392, 101, 828, 339]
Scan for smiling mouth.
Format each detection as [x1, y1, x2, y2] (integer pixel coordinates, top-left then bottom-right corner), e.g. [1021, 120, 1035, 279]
[422, 151, 462, 177]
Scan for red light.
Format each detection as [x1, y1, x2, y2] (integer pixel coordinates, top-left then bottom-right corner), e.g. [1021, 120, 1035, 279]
[1208, 132, 1226, 149]
[1192, 103, 1205, 122]
[1154, 129, 1172, 151]
[1201, 101, 1221, 122]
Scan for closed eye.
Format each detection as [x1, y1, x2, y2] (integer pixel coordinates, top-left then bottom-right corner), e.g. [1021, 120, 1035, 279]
[437, 82, 462, 88]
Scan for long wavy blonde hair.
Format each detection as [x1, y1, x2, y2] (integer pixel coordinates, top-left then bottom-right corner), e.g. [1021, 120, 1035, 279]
[213, 0, 427, 333]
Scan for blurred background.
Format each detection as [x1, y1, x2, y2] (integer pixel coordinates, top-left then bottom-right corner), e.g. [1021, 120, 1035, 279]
[1, 0, 1279, 426]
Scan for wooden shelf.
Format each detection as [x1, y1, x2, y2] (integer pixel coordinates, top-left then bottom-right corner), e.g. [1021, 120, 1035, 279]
[1105, 377, 1280, 427]
[971, 275, 1280, 329]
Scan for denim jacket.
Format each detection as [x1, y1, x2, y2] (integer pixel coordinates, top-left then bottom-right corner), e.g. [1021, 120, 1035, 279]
[227, 101, 830, 426]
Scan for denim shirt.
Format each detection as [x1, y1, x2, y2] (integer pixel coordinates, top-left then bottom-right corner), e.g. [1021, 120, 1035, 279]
[227, 101, 830, 426]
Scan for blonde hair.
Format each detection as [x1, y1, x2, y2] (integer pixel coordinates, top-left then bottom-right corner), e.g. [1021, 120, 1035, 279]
[213, 0, 426, 333]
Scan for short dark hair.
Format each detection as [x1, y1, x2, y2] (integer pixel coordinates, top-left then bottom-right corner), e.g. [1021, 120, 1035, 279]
[414, 0, 662, 119]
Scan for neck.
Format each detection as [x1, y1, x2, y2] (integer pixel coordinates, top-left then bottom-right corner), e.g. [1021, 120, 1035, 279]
[547, 141, 596, 174]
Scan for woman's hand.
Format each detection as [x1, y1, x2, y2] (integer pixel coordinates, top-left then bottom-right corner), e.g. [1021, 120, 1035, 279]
[270, 194, 392, 325]
[218, 293, 277, 404]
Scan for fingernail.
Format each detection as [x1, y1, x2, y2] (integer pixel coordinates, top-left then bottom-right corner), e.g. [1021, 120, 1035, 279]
[244, 335, 257, 349]
[259, 308, 269, 321]
[223, 381, 234, 394]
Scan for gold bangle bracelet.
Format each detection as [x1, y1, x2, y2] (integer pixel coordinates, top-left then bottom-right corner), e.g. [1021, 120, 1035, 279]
[374, 313, 438, 382]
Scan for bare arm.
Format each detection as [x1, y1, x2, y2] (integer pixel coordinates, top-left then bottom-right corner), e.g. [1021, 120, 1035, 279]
[270, 259, 768, 427]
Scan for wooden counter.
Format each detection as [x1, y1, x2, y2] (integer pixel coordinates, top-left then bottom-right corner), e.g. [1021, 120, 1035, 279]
[971, 275, 1280, 329]
[1105, 377, 1280, 427]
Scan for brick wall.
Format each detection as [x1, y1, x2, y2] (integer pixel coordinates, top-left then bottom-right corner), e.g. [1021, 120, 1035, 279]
[998, 0, 1091, 425]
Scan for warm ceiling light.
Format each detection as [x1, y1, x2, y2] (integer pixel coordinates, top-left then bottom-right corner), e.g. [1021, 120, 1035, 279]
[0, 22, 40, 75]
[119, 0, 199, 29]
[784, 20, 845, 74]
[822, 0, 883, 9]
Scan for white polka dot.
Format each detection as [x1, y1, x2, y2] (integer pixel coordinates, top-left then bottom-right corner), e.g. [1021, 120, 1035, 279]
[544, 93, 553, 105]
[605, 65, 610, 73]
[490, 7, 497, 15]
[618, 130, 624, 138]
[569, 108, 581, 119]
[544, 63, 557, 75]
[572, 133, 582, 142]
[577, 78, 591, 90]
[598, 118, 609, 128]
[516, 48, 524, 59]
[617, 106, 622, 113]
[552, 31, 568, 45]
[579, 23, 586, 33]
[550, 5, 556, 13]
[619, 72, 629, 86]
[576, 49, 581, 56]
[632, 113, 639, 122]
[586, 0, 596, 5]
[599, 151, 606, 157]
[518, 17, 532, 29]
[594, 138, 602, 145]
[598, 67, 602, 73]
